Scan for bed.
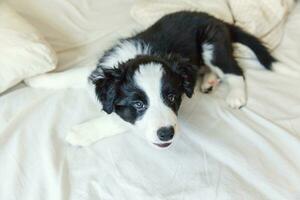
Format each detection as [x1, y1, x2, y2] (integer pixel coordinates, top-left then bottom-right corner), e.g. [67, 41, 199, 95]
[1, 1, 300, 199]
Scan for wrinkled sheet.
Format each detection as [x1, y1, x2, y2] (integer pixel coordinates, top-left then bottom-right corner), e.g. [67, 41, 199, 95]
[6, 0, 139, 72]
[1, 1, 300, 200]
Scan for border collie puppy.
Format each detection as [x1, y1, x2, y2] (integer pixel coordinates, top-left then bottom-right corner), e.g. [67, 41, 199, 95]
[26, 11, 275, 148]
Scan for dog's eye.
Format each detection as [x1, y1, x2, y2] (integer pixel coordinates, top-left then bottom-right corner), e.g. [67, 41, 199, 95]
[168, 93, 176, 102]
[132, 101, 146, 111]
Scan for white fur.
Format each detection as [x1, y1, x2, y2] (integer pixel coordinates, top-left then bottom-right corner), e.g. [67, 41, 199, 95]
[225, 75, 247, 109]
[101, 40, 151, 68]
[66, 113, 131, 146]
[133, 63, 177, 144]
[90, 40, 152, 81]
[25, 66, 93, 89]
[202, 43, 224, 78]
[25, 66, 103, 111]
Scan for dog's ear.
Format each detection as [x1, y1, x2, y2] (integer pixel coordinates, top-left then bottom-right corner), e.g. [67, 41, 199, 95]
[168, 56, 199, 98]
[89, 67, 123, 114]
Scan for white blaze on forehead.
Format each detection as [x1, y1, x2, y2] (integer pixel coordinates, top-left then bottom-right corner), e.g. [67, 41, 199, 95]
[134, 62, 164, 105]
[133, 62, 177, 143]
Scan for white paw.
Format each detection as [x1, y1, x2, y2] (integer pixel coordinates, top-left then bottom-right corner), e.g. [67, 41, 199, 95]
[226, 88, 247, 109]
[24, 75, 51, 88]
[65, 116, 131, 146]
[65, 129, 96, 147]
[200, 72, 220, 93]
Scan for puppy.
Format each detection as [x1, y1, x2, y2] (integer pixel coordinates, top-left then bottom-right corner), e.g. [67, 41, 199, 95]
[26, 11, 275, 147]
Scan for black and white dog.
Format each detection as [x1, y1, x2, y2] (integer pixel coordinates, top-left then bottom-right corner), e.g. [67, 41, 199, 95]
[26, 12, 275, 148]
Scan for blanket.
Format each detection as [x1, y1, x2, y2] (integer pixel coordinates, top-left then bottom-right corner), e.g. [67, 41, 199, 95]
[1, 2, 300, 199]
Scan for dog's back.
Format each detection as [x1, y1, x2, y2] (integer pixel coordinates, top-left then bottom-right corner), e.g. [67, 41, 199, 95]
[134, 12, 216, 67]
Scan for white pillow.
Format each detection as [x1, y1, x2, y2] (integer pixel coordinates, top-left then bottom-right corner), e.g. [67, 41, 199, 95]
[0, 3, 57, 94]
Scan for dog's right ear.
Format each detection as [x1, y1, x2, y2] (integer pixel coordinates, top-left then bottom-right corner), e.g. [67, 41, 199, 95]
[89, 67, 123, 114]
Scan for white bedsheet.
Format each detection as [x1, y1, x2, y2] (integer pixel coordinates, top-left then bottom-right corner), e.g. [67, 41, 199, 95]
[1, 2, 300, 200]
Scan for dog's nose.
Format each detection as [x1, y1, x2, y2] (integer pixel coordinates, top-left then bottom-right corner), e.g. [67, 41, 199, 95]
[157, 126, 174, 141]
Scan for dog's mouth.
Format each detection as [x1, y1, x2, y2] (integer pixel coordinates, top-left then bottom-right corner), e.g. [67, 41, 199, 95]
[153, 142, 172, 148]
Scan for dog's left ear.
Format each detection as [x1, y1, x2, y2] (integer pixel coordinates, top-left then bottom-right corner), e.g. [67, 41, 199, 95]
[89, 67, 124, 114]
[169, 56, 199, 98]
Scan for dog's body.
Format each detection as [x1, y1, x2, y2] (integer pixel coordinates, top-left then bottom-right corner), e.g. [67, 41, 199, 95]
[26, 11, 275, 147]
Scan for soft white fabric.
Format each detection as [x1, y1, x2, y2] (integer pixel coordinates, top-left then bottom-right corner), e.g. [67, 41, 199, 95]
[228, 0, 295, 49]
[131, 0, 295, 49]
[131, 0, 233, 29]
[0, 3, 57, 94]
[1, 1, 300, 200]
[6, 0, 138, 71]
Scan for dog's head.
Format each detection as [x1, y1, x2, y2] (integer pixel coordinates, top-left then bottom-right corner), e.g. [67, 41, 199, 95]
[90, 55, 198, 148]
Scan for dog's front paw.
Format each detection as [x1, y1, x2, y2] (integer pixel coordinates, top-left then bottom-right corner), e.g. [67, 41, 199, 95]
[200, 72, 220, 93]
[65, 116, 131, 147]
[24, 75, 52, 88]
[226, 88, 247, 109]
[65, 128, 96, 147]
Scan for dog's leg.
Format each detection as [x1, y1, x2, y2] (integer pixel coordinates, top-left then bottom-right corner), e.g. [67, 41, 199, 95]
[202, 42, 246, 109]
[200, 71, 220, 93]
[225, 74, 246, 109]
[66, 113, 131, 146]
[24, 66, 93, 89]
[200, 22, 247, 109]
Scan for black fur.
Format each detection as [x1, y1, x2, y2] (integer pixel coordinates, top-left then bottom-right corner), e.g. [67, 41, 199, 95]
[132, 11, 275, 74]
[93, 67, 123, 114]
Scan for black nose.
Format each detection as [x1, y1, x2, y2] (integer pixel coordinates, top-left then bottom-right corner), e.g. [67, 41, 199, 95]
[157, 126, 175, 141]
